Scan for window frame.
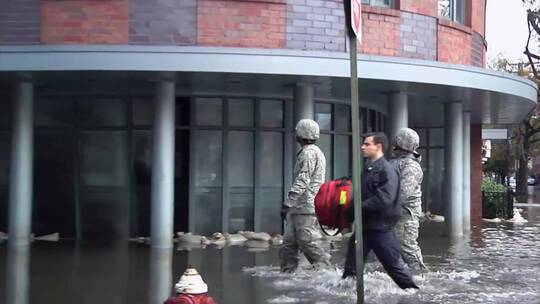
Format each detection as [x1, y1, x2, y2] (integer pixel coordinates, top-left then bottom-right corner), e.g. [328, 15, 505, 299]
[439, 0, 466, 24]
[361, 0, 394, 9]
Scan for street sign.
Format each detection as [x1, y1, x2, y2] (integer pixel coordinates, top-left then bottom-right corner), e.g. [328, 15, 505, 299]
[351, 0, 362, 41]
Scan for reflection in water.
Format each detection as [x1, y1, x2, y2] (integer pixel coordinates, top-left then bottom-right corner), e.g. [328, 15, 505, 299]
[149, 249, 172, 304]
[1, 206, 540, 304]
[6, 246, 30, 304]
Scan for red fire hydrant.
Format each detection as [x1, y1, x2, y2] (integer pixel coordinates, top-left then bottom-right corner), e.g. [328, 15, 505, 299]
[164, 266, 216, 304]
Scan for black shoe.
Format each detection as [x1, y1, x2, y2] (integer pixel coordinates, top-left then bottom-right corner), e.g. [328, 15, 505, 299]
[342, 269, 356, 279]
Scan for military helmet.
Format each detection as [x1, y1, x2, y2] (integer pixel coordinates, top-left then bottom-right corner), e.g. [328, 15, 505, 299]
[295, 119, 320, 140]
[394, 128, 420, 154]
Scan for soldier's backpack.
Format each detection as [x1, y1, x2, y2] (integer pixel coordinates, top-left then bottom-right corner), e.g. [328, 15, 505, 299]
[314, 177, 353, 235]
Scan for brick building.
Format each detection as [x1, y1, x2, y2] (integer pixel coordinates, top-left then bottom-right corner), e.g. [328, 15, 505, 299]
[0, 0, 536, 247]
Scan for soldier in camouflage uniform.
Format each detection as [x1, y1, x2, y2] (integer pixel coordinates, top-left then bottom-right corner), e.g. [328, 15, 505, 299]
[279, 119, 331, 273]
[391, 128, 428, 272]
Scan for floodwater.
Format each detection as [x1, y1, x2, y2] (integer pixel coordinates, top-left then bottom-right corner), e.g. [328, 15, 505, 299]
[1, 204, 540, 304]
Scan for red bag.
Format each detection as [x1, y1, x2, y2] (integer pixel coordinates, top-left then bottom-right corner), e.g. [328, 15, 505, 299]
[315, 177, 353, 233]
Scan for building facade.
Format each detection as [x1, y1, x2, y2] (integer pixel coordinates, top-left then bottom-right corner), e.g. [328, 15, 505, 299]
[0, 0, 536, 247]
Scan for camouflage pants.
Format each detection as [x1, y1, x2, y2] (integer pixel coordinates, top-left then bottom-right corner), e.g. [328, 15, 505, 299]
[395, 213, 427, 271]
[279, 213, 331, 273]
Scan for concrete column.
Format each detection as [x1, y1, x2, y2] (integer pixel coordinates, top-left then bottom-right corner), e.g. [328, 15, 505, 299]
[8, 81, 34, 247]
[293, 84, 315, 153]
[444, 102, 464, 237]
[388, 92, 408, 143]
[6, 246, 30, 304]
[293, 84, 315, 123]
[151, 78, 176, 249]
[149, 248, 172, 304]
[462, 111, 471, 232]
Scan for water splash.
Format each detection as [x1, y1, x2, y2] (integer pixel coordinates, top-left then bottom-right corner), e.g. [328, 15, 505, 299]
[507, 208, 528, 223]
[267, 295, 301, 303]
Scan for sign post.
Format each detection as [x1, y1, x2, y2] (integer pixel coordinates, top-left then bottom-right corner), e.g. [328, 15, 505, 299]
[344, 0, 364, 303]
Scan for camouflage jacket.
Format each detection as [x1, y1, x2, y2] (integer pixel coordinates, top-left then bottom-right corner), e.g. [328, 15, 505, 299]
[391, 152, 423, 218]
[285, 144, 326, 214]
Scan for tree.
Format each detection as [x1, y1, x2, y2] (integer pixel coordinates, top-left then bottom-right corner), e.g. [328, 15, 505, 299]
[483, 2, 540, 198]
[482, 139, 512, 185]
[489, 57, 540, 197]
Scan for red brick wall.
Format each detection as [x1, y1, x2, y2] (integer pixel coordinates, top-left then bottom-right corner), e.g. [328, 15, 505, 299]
[470, 0, 486, 36]
[398, 0, 437, 17]
[471, 124, 482, 223]
[41, 0, 128, 44]
[360, 5, 400, 56]
[197, 0, 286, 48]
[437, 20, 472, 65]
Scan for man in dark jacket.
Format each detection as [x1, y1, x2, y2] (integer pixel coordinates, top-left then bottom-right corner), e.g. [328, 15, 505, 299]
[343, 132, 418, 290]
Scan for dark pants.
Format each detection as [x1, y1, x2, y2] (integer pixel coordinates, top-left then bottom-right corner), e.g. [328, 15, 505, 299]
[344, 230, 418, 289]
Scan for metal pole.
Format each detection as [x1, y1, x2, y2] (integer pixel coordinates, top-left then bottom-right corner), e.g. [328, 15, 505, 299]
[348, 25, 365, 304]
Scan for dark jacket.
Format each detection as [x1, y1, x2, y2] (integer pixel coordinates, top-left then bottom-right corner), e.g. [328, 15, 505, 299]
[347, 156, 402, 231]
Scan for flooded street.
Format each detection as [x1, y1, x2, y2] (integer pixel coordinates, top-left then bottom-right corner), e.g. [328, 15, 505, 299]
[1, 204, 540, 304]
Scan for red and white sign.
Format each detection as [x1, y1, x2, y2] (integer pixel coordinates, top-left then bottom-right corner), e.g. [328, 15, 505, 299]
[351, 0, 362, 41]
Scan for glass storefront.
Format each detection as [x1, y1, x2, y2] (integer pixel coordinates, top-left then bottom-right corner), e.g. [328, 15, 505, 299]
[0, 95, 389, 238]
[416, 127, 445, 215]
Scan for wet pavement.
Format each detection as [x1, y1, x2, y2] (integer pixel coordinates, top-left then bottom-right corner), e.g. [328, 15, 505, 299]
[1, 204, 540, 304]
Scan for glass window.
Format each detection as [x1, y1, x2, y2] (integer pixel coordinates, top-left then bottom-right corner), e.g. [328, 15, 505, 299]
[176, 97, 190, 126]
[193, 130, 223, 235]
[429, 128, 444, 147]
[417, 148, 429, 211]
[439, 0, 465, 23]
[79, 131, 128, 186]
[334, 135, 351, 179]
[417, 128, 428, 148]
[77, 99, 127, 127]
[259, 100, 283, 128]
[427, 149, 444, 215]
[34, 130, 75, 236]
[228, 132, 254, 187]
[0, 132, 9, 185]
[133, 130, 152, 236]
[132, 98, 153, 126]
[35, 98, 74, 126]
[259, 132, 283, 234]
[228, 131, 254, 232]
[78, 131, 130, 238]
[368, 110, 376, 133]
[335, 104, 351, 132]
[438, 0, 451, 19]
[0, 98, 10, 127]
[194, 130, 223, 187]
[315, 103, 332, 131]
[228, 99, 254, 127]
[362, 0, 393, 8]
[360, 108, 368, 133]
[318, 134, 332, 181]
[195, 98, 222, 126]
[260, 132, 283, 187]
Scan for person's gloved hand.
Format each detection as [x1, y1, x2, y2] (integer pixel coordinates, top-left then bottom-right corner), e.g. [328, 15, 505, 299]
[280, 205, 290, 220]
[345, 205, 355, 223]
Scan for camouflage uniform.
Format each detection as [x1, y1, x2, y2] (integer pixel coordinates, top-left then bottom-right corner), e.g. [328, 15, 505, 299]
[392, 128, 428, 271]
[280, 119, 331, 273]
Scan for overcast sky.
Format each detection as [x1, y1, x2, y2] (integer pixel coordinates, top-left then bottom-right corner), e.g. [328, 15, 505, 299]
[485, 0, 536, 63]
